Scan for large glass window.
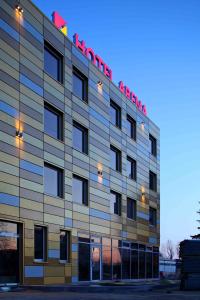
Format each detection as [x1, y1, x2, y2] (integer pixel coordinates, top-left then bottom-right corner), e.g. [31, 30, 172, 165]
[139, 249, 145, 279]
[78, 239, 90, 281]
[110, 191, 121, 216]
[72, 175, 88, 206]
[60, 231, 70, 262]
[110, 100, 121, 129]
[112, 240, 121, 280]
[127, 156, 136, 180]
[149, 207, 157, 227]
[102, 238, 112, 280]
[127, 114, 136, 140]
[44, 163, 63, 198]
[44, 102, 63, 140]
[146, 249, 153, 278]
[153, 249, 159, 278]
[73, 67, 88, 102]
[127, 198, 136, 220]
[44, 41, 63, 83]
[149, 171, 157, 192]
[73, 121, 88, 154]
[131, 249, 138, 279]
[149, 134, 157, 157]
[0, 221, 21, 284]
[110, 145, 121, 172]
[34, 226, 47, 261]
[122, 248, 131, 279]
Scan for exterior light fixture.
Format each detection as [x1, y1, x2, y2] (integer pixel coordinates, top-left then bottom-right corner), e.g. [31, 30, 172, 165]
[15, 4, 24, 14]
[97, 81, 103, 87]
[16, 130, 23, 138]
[98, 170, 103, 176]
[142, 192, 145, 196]
[141, 121, 145, 126]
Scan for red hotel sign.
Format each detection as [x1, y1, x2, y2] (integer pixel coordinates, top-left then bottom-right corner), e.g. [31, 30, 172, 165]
[52, 12, 147, 116]
[73, 33, 112, 81]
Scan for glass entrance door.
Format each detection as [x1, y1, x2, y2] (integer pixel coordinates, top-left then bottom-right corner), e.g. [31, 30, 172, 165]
[0, 221, 20, 284]
[91, 246, 101, 280]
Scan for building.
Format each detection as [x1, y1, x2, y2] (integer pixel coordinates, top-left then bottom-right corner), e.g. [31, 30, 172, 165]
[159, 258, 177, 279]
[0, 0, 160, 285]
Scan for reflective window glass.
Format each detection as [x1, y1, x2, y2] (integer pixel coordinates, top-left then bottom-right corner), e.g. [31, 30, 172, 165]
[44, 42, 63, 83]
[34, 226, 46, 261]
[44, 103, 63, 140]
[44, 163, 63, 197]
[72, 176, 88, 206]
[78, 242, 90, 281]
[60, 231, 69, 261]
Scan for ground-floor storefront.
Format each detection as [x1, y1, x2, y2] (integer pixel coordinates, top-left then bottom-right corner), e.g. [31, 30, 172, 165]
[78, 237, 159, 281]
[0, 220, 159, 285]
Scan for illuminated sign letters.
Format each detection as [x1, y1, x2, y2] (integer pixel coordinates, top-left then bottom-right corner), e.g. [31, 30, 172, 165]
[73, 33, 112, 81]
[52, 12, 147, 116]
[119, 81, 147, 115]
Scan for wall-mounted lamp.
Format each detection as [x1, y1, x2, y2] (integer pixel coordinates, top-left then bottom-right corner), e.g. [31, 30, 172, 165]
[140, 121, 145, 126]
[142, 192, 145, 197]
[16, 130, 23, 138]
[15, 4, 24, 15]
[97, 80, 103, 87]
[98, 170, 103, 177]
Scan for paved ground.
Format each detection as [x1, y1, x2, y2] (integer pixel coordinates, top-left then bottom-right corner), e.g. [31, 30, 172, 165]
[0, 281, 200, 300]
[1, 290, 200, 300]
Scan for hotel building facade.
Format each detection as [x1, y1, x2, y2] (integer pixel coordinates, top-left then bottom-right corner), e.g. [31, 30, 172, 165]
[0, 0, 160, 285]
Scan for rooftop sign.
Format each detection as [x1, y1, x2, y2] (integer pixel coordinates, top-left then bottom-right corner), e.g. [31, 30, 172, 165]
[52, 12, 147, 116]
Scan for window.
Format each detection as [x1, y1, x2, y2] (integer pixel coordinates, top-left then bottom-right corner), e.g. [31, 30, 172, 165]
[110, 190, 121, 216]
[73, 67, 88, 102]
[149, 207, 157, 226]
[44, 102, 63, 140]
[44, 41, 63, 83]
[60, 231, 70, 262]
[110, 100, 121, 129]
[110, 145, 121, 172]
[34, 226, 47, 261]
[127, 198, 136, 220]
[149, 171, 157, 192]
[149, 134, 157, 157]
[44, 163, 63, 197]
[127, 156, 137, 180]
[73, 121, 88, 154]
[72, 175, 88, 206]
[127, 115, 136, 140]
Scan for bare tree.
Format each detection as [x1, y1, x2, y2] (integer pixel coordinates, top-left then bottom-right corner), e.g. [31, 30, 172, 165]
[166, 240, 174, 259]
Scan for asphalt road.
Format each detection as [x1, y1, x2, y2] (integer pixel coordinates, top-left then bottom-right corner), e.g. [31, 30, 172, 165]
[1, 289, 200, 300]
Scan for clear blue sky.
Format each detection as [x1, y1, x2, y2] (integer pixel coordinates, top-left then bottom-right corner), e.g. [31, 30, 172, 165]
[33, 0, 200, 246]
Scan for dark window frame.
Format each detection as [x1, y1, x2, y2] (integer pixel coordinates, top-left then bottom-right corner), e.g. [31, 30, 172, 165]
[149, 134, 157, 157]
[110, 100, 121, 129]
[34, 225, 47, 262]
[72, 67, 88, 102]
[73, 121, 88, 154]
[111, 190, 121, 216]
[73, 175, 88, 206]
[44, 41, 63, 83]
[127, 114, 136, 140]
[149, 171, 157, 192]
[60, 230, 70, 262]
[44, 102, 63, 141]
[127, 198, 137, 220]
[127, 156, 137, 181]
[110, 145, 122, 172]
[44, 162, 64, 198]
[149, 207, 157, 227]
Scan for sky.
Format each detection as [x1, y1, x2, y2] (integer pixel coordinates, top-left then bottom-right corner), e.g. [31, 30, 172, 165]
[33, 0, 200, 247]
